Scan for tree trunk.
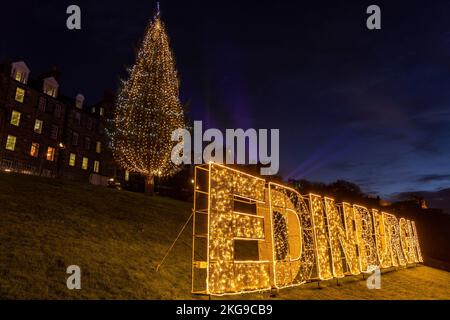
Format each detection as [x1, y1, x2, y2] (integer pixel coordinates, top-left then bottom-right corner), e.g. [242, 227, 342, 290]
[145, 175, 155, 196]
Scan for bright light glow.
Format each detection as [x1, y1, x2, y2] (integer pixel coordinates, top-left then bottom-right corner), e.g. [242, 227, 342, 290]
[111, 13, 185, 182]
[192, 164, 424, 295]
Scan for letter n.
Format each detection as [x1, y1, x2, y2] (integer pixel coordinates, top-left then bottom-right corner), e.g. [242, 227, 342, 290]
[326, 200, 361, 277]
[310, 194, 333, 280]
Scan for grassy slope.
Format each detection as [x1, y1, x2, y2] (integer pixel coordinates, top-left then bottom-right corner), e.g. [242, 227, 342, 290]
[0, 173, 449, 300]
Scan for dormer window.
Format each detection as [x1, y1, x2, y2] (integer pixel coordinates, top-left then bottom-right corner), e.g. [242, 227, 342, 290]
[44, 86, 57, 97]
[11, 61, 30, 84]
[15, 70, 24, 82]
[43, 77, 59, 98]
[76, 94, 84, 109]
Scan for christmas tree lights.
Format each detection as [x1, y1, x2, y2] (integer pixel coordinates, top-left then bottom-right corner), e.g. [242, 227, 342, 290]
[111, 9, 185, 193]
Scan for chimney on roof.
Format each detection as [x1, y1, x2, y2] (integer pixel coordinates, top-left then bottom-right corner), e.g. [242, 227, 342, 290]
[40, 66, 61, 82]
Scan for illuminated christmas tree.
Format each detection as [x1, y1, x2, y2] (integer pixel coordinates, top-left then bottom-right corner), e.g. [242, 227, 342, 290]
[111, 8, 185, 194]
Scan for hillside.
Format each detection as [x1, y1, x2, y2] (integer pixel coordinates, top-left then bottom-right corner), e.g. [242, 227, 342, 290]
[0, 173, 449, 300]
[396, 188, 450, 214]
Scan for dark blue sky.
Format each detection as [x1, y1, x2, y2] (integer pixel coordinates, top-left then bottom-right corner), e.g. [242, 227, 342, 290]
[1, 0, 449, 198]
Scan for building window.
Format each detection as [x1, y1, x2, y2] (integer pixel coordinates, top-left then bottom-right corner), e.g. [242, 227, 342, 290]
[82, 157, 88, 170]
[6, 135, 17, 151]
[74, 111, 81, 125]
[96, 141, 101, 154]
[100, 107, 105, 116]
[87, 118, 93, 130]
[125, 170, 130, 182]
[72, 132, 79, 146]
[43, 85, 57, 98]
[34, 119, 43, 134]
[15, 87, 25, 103]
[84, 137, 91, 150]
[11, 62, 30, 84]
[94, 161, 100, 173]
[43, 77, 59, 98]
[30, 142, 39, 157]
[10, 110, 21, 126]
[46, 147, 55, 161]
[69, 153, 76, 167]
[54, 104, 62, 118]
[76, 94, 84, 109]
[50, 125, 59, 140]
[38, 97, 46, 112]
[44, 87, 56, 97]
[14, 70, 23, 82]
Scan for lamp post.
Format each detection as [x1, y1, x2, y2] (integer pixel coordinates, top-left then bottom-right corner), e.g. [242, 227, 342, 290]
[55, 142, 66, 178]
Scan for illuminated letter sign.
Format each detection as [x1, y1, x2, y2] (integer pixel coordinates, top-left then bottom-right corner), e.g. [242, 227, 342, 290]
[192, 164, 423, 295]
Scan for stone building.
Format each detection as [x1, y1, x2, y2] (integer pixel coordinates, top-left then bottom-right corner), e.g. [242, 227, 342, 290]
[0, 60, 116, 184]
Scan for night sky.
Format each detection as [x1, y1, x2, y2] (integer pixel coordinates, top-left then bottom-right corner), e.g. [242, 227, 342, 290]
[1, 0, 449, 198]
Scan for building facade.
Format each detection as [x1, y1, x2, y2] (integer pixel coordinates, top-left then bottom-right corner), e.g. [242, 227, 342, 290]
[0, 60, 116, 183]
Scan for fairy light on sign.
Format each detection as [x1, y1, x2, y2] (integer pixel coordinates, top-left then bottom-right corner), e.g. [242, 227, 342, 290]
[191, 163, 424, 296]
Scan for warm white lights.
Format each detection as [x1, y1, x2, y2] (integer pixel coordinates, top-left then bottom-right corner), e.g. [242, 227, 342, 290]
[192, 163, 424, 296]
[111, 12, 185, 185]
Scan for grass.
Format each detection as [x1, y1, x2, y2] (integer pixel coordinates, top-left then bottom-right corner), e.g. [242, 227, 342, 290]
[0, 172, 449, 300]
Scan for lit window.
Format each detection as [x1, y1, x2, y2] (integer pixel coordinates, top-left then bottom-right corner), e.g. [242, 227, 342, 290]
[45, 87, 54, 97]
[11, 62, 29, 84]
[50, 125, 59, 140]
[100, 107, 105, 116]
[46, 147, 55, 161]
[15, 87, 25, 103]
[15, 70, 23, 82]
[30, 143, 39, 157]
[34, 119, 43, 134]
[43, 77, 59, 98]
[10, 110, 21, 126]
[94, 161, 100, 173]
[125, 170, 130, 182]
[76, 94, 84, 109]
[82, 157, 88, 170]
[69, 153, 76, 167]
[6, 135, 16, 151]
[44, 85, 57, 98]
[96, 141, 101, 154]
